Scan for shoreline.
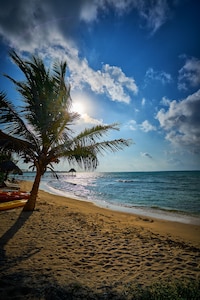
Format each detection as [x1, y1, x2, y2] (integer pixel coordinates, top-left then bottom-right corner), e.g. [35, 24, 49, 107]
[40, 180, 200, 226]
[0, 180, 200, 298]
[26, 180, 200, 246]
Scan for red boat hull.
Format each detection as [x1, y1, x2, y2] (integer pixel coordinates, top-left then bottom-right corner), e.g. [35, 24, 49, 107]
[0, 191, 30, 202]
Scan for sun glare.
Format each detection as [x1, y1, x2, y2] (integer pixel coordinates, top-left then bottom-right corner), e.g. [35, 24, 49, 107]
[72, 101, 85, 115]
[71, 91, 95, 118]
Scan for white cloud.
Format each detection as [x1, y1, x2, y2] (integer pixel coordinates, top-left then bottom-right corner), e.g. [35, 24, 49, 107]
[141, 97, 146, 106]
[178, 57, 200, 91]
[79, 0, 170, 34]
[140, 120, 156, 132]
[136, 0, 170, 34]
[127, 119, 156, 132]
[0, 0, 172, 53]
[127, 120, 137, 131]
[156, 89, 200, 153]
[145, 67, 172, 85]
[0, 1, 151, 47]
[79, 113, 103, 125]
[80, 1, 99, 22]
[160, 96, 171, 106]
[140, 152, 153, 159]
[68, 54, 138, 103]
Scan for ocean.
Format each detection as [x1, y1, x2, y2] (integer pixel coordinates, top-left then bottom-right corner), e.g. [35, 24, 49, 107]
[19, 171, 200, 224]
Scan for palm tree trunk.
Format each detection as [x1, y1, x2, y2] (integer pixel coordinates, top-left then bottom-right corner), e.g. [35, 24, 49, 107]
[23, 170, 42, 211]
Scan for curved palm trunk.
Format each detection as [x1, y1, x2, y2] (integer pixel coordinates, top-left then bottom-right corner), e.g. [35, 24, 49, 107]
[23, 170, 42, 211]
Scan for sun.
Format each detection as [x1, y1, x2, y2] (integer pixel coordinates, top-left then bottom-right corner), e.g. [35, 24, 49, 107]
[71, 91, 94, 117]
[72, 101, 85, 115]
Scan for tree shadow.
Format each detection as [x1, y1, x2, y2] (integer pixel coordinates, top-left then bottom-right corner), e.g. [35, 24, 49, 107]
[0, 210, 33, 267]
[0, 270, 128, 300]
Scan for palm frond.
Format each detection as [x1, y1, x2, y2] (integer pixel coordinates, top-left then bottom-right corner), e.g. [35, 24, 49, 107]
[0, 130, 35, 154]
[74, 123, 120, 144]
[88, 138, 132, 154]
[0, 92, 39, 147]
[49, 136, 132, 170]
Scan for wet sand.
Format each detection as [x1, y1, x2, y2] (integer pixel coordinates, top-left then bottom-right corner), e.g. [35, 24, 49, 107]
[0, 181, 199, 299]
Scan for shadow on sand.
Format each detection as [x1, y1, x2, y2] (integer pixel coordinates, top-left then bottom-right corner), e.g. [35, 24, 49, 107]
[0, 211, 33, 267]
[0, 211, 32, 245]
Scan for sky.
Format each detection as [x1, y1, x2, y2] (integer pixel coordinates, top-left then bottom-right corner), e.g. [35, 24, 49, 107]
[0, 0, 200, 172]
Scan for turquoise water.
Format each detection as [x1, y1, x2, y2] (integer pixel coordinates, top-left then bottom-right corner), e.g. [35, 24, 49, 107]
[20, 171, 200, 223]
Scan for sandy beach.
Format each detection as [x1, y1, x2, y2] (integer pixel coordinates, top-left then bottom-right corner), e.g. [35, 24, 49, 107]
[0, 181, 200, 299]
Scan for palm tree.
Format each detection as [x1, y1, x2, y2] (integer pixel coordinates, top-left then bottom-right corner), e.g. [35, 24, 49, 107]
[0, 51, 132, 211]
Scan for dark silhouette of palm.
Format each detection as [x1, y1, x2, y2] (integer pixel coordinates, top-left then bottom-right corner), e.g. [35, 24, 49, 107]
[0, 51, 131, 211]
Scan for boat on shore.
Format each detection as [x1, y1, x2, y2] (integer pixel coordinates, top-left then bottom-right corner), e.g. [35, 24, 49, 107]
[4, 179, 20, 189]
[0, 199, 27, 211]
[0, 190, 30, 202]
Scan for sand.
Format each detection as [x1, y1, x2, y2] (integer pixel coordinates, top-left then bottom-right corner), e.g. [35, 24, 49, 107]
[0, 181, 199, 299]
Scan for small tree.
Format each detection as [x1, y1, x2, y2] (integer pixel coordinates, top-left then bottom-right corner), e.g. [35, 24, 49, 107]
[0, 51, 132, 211]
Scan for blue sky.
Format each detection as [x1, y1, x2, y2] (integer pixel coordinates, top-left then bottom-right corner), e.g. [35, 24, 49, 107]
[0, 0, 200, 172]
